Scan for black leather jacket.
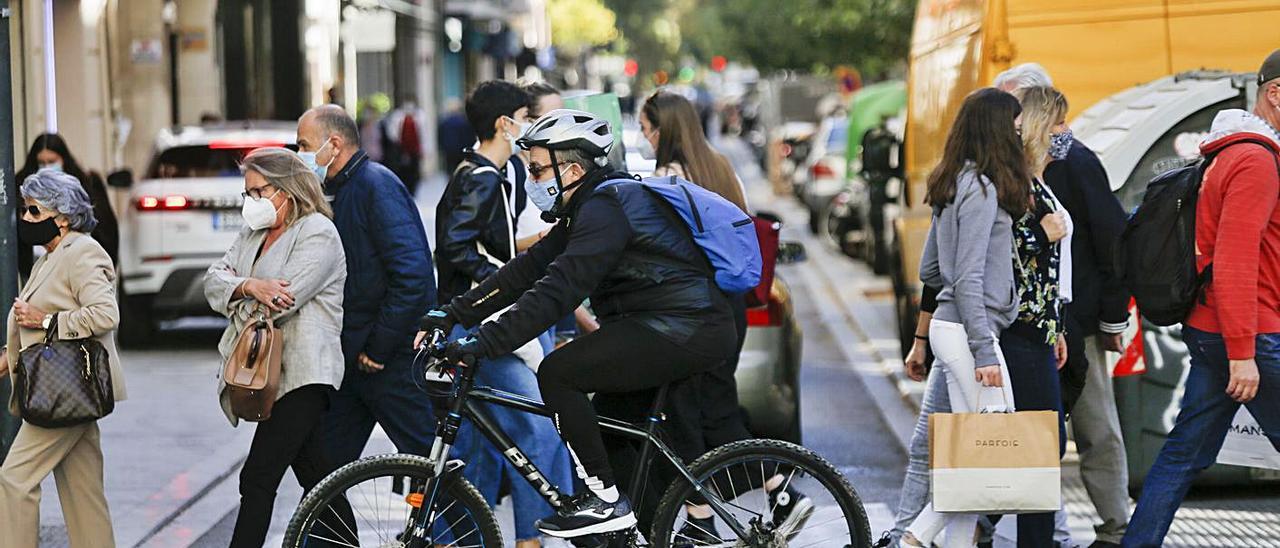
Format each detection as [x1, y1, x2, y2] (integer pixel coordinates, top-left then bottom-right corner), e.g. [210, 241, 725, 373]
[434, 150, 525, 304]
[449, 168, 733, 358]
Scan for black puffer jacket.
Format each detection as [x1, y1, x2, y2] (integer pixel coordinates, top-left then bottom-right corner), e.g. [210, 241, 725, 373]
[449, 168, 733, 358]
[434, 150, 525, 304]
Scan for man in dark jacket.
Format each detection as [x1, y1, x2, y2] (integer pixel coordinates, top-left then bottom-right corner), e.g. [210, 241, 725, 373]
[420, 109, 740, 539]
[434, 81, 573, 547]
[1041, 106, 1132, 548]
[435, 81, 529, 305]
[296, 104, 437, 464]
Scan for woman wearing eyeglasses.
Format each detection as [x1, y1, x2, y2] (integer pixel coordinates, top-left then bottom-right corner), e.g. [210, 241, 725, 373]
[203, 148, 355, 547]
[0, 169, 127, 548]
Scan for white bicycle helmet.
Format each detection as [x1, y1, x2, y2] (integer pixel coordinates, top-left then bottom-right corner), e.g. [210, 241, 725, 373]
[516, 109, 614, 165]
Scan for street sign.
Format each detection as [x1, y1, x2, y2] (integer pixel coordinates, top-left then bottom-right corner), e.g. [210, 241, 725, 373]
[130, 39, 163, 64]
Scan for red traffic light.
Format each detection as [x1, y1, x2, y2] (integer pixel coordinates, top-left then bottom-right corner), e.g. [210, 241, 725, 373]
[624, 59, 639, 77]
[710, 55, 727, 72]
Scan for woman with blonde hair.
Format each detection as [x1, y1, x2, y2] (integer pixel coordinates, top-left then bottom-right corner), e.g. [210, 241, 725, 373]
[204, 147, 355, 547]
[989, 85, 1074, 546]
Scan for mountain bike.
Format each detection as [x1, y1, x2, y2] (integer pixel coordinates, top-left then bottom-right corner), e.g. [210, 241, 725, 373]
[283, 328, 871, 547]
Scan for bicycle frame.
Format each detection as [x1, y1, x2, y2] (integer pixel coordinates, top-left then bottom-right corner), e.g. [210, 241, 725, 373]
[414, 351, 753, 542]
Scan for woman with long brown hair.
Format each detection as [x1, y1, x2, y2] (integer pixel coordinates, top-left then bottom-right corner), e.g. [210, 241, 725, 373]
[14, 134, 119, 277]
[903, 87, 1028, 548]
[638, 91, 814, 544]
[642, 90, 748, 212]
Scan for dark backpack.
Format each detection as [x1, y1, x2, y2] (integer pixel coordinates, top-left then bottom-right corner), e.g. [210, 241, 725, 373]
[1117, 138, 1279, 326]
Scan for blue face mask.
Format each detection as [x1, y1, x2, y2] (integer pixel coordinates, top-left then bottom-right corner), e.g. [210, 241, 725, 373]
[524, 173, 561, 213]
[1049, 129, 1074, 161]
[298, 140, 334, 181]
[40, 162, 63, 173]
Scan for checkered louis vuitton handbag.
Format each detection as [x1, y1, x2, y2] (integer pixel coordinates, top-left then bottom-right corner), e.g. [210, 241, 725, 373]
[14, 314, 115, 428]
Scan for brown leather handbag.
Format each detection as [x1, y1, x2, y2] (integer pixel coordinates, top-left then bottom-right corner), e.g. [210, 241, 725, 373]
[222, 307, 283, 421]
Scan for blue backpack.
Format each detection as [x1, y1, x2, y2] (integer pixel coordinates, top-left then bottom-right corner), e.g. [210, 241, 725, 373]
[600, 176, 762, 294]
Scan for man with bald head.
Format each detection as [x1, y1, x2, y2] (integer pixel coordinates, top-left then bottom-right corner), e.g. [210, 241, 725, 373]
[296, 104, 437, 464]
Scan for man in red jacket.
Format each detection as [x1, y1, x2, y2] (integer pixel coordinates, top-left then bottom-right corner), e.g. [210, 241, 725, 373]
[1125, 50, 1280, 547]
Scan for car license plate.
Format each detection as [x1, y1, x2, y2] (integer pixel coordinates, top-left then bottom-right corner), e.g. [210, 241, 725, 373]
[212, 210, 244, 232]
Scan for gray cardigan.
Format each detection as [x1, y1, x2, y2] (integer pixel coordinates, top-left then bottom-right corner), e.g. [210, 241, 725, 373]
[204, 213, 348, 425]
[920, 166, 1019, 367]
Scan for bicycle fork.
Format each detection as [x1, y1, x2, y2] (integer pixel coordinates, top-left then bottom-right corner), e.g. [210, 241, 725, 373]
[402, 359, 478, 546]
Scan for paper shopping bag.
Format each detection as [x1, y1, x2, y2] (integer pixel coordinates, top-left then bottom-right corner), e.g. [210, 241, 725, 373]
[1216, 407, 1280, 471]
[929, 410, 1061, 513]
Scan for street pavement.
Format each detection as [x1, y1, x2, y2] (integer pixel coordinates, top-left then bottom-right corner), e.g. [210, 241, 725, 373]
[28, 137, 1280, 547]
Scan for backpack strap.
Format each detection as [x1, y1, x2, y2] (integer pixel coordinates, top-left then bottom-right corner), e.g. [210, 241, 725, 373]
[633, 182, 719, 282]
[1195, 138, 1280, 302]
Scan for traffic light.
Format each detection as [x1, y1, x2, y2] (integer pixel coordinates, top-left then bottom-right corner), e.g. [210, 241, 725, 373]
[624, 58, 638, 77]
[654, 70, 669, 85]
[711, 55, 727, 72]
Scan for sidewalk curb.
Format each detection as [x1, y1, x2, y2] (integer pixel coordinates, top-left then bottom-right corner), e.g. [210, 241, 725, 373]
[118, 426, 253, 548]
[786, 220, 920, 453]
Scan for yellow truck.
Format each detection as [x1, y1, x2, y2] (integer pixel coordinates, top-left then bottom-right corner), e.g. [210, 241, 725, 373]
[893, 0, 1280, 354]
[896, 0, 1280, 489]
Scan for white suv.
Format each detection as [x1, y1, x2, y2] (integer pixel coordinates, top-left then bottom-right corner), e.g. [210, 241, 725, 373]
[116, 122, 297, 343]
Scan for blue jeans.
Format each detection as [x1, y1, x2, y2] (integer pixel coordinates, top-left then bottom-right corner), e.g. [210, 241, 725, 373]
[1124, 327, 1280, 547]
[996, 329, 1064, 548]
[888, 366, 951, 547]
[323, 353, 438, 465]
[449, 325, 573, 541]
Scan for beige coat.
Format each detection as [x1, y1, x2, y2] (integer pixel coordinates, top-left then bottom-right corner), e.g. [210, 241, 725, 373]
[204, 213, 347, 426]
[5, 231, 127, 416]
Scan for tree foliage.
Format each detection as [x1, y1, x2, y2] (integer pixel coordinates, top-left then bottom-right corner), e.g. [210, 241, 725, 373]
[612, 0, 916, 77]
[549, 0, 620, 50]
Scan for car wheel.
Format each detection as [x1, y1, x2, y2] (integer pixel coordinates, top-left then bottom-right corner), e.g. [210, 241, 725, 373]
[889, 247, 916, 361]
[117, 284, 156, 347]
[869, 228, 890, 275]
[807, 207, 822, 235]
[822, 201, 845, 253]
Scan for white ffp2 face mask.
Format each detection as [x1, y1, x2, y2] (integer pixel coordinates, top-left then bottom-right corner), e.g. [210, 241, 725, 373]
[241, 195, 279, 230]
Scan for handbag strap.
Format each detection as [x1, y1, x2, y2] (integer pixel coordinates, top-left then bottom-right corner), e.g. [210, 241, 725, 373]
[249, 224, 306, 324]
[42, 313, 60, 344]
[245, 322, 266, 368]
[977, 383, 1015, 413]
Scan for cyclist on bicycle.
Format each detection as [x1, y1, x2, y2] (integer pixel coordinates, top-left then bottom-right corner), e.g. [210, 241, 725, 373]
[416, 109, 738, 538]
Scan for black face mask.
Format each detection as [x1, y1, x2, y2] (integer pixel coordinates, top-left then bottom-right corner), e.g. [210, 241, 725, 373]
[18, 217, 61, 246]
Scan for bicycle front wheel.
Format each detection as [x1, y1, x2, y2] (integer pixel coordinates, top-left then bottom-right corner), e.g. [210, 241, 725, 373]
[651, 439, 871, 548]
[283, 453, 503, 548]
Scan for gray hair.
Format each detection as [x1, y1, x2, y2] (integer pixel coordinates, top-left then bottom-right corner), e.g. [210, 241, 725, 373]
[993, 63, 1054, 92]
[308, 104, 361, 148]
[553, 146, 607, 170]
[21, 169, 97, 232]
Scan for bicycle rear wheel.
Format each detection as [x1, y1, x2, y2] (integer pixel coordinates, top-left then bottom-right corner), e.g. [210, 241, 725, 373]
[283, 453, 503, 548]
[651, 439, 871, 548]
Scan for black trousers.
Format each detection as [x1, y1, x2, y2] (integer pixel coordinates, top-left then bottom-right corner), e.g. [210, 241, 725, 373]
[230, 384, 356, 548]
[593, 299, 762, 528]
[696, 295, 753, 447]
[538, 315, 736, 493]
